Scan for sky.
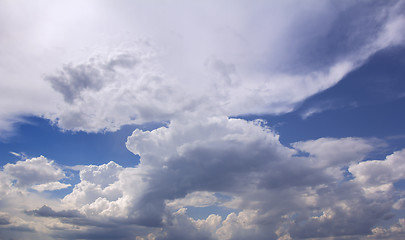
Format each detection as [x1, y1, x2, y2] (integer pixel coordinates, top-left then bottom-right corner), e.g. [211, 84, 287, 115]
[1, 0, 405, 239]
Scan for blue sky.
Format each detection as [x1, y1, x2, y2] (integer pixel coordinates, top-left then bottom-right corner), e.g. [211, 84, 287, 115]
[1, 1, 405, 239]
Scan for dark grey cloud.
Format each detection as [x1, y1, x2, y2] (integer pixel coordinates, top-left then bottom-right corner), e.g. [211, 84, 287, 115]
[52, 229, 132, 240]
[50, 223, 157, 240]
[123, 118, 399, 239]
[289, 182, 394, 239]
[24, 206, 154, 240]
[0, 225, 37, 240]
[125, 118, 292, 226]
[0, 216, 10, 225]
[45, 53, 138, 103]
[25, 205, 81, 218]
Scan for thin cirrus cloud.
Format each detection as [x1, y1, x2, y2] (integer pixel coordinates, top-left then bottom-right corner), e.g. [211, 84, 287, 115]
[1, 1, 405, 240]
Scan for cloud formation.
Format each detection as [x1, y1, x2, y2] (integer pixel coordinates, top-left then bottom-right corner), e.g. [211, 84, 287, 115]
[25, 205, 81, 219]
[1, 1, 405, 133]
[1, 1, 405, 239]
[0, 117, 399, 239]
[3, 156, 67, 188]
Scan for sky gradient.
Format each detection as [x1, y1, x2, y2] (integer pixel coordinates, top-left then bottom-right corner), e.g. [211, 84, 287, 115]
[1, 1, 405, 239]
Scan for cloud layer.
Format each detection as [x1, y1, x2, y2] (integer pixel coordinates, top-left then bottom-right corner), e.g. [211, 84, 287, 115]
[1, 1, 404, 133]
[1, 117, 404, 239]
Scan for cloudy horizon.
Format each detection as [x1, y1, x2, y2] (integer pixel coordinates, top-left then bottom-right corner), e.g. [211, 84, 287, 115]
[1, 1, 405, 239]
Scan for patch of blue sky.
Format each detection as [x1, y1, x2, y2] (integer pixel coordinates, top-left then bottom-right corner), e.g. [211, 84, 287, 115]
[0, 116, 165, 168]
[341, 166, 355, 182]
[394, 179, 405, 191]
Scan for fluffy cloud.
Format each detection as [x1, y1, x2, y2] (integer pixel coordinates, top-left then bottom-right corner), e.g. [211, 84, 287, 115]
[0, 156, 70, 220]
[62, 161, 126, 213]
[0, 117, 404, 239]
[292, 137, 380, 167]
[46, 52, 139, 104]
[1, 1, 405, 133]
[367, 218, 405, 240]
[1, 1, 405, 239]
[0, 157, 76, 239]
[350, 149, 405, 187]
[26, 117, 395, 239]
[125, 118, 405, 239]
[3, 156, 66, 188]
[43, 45, 192, 132]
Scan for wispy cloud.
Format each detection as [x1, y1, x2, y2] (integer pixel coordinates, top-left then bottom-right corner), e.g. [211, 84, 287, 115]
[9, 151, 21, 157]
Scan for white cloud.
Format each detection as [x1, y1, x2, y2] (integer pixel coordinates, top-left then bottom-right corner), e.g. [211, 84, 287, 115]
[124, 117, 396, 238]
[1, 1, 404, 132]
[0, 157, 77, 240]
[292, 137, 380, 168]
[216, 210, 260, 240]
[3, 156, 66, 188]
[166, 191, 219, 209]
[31, 182, 71, 192]
[350, 149, 405, 187]
[393, 198, 405, 210]
[159, 208, 222, 240]
[63, 161, 125, 210]
[349, 149, 405, 199]
[79, 161, 123, 188]
[9, 151, 21, 157]
[0, 117, 404, 239]
[1, 1, 405, 239]
[367, 218, 405, 240]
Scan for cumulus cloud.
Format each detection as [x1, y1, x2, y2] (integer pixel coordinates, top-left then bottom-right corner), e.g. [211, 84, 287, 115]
[22, 117, 392, 239]
[292, 137, 380, 167]
[63, 161, 126, 211]
[3, 156, 66, 188]
[0, 156, 73, 232]
[349, 149, 405, 199]
[157, 208, 222, 240]
[43, 45, 191, 132]
[1, 1, 404, 133]
[1, 1, 405, 239]
[45, 52, 139, 103]
[350, 149, 405, 186]
[366, 219, 405, 240]
[0, 117, 404, 239]
[125, 118, 405, 239]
